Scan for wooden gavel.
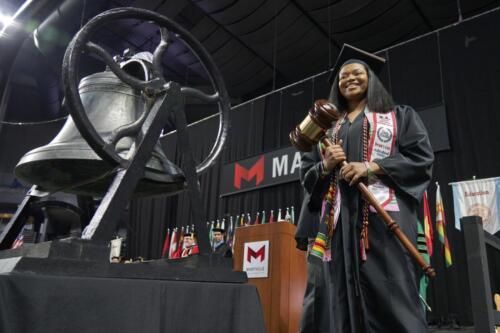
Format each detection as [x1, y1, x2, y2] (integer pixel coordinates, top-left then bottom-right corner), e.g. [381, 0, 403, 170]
[290, 99, 435, 278]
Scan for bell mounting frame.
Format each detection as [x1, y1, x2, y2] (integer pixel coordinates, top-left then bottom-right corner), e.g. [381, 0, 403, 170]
[62, 7, 230, 174]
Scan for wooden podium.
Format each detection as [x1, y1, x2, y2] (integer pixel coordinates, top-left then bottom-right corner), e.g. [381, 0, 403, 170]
[233, 222, 307, 333]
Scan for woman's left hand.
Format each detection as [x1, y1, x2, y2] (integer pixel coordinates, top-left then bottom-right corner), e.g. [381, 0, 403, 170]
[340, 162, 367, 186]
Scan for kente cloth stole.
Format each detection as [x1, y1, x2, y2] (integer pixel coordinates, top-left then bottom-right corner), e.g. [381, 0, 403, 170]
[310, 116, 344, 261]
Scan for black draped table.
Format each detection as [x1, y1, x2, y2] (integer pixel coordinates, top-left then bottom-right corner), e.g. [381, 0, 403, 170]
[0, 270, 265, 333]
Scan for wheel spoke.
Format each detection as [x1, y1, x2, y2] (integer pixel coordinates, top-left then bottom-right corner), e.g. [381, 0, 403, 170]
[180, 87, 220, 103]
[153, 27, 171, 78]
[108, 102, 152, 146]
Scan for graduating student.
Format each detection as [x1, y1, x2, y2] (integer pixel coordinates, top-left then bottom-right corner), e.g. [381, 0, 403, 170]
[303, 44, 434, 332]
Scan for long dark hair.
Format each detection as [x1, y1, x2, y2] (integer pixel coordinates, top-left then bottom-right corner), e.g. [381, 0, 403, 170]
[329, 61, 394, 113]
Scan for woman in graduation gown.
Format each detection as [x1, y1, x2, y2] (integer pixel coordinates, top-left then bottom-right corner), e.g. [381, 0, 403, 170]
[302, 46, 434, 332]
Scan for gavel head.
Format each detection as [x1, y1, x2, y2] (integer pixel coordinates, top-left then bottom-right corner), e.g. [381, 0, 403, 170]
[289, 99, 342, 152]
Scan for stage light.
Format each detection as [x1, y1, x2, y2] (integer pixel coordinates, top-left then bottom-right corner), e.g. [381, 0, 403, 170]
[0, 13, 13, 28]
[0, 0, 33, 37]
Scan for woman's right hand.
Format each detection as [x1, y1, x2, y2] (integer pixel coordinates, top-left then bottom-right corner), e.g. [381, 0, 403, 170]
[322, 140, 346, 172]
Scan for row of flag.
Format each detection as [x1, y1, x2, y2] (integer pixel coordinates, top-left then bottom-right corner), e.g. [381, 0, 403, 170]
[206, 206, 296, 248]
[418, 182, 453, 311]
[227, 206, 296, 227]
[160, 206, 297, 258]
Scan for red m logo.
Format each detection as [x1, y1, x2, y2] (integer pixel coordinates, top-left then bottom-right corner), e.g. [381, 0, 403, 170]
[247, 245, 266, 263]
[234, 156, 264, 189]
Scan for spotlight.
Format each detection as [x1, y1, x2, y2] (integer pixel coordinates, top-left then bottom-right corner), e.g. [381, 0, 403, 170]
[0, 0, 34, 37]
[0, 13, 13, 28]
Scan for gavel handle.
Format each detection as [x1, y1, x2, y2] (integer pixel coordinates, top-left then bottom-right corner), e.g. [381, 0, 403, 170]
[320, 137, 435, 278]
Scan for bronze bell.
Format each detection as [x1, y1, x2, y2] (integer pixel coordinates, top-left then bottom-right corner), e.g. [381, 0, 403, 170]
[14, 55, 185, 197]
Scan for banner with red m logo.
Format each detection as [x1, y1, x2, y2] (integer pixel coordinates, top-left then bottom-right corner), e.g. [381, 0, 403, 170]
[234, 156, 264, 189]
[220, 146, 301, 197]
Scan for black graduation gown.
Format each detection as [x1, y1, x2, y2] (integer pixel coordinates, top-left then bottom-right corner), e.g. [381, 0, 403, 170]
[296, 189, 331, 332]
[295, 188, 319, 251]
[302, 105, 434, 333]
[213, 242, 232, 258]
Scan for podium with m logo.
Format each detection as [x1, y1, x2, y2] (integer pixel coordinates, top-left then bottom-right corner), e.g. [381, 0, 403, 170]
[233, 222, 307, 333]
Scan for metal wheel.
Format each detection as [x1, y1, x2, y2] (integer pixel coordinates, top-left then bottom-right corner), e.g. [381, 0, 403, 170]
[61, 7, 230, 174]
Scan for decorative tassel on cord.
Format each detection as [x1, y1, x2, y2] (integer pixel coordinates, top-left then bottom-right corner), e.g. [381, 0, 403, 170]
[360, 191, 370, 261]
[325, 180, 336, 239]
[360, 116, 370, 262]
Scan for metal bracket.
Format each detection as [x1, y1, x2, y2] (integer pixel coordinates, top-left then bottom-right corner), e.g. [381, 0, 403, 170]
[171, 93, 209, 254]
[81, 83, 182, 241]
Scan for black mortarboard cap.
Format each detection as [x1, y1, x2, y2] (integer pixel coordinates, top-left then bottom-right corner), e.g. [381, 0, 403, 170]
[328, 44, 386, 84]
[212, 227, 225, 233]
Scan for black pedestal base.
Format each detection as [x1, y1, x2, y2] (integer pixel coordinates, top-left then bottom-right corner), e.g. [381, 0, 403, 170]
[0, 238, 245, 283]
[0, 271, 264, 333]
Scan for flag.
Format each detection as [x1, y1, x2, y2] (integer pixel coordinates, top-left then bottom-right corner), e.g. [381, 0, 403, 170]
[277, 208, 282, 221]
[246, 213, 252, 225]
[451, 177, 500, 233]
[291, 206, 295, 224]
[235, 215, 240, 228]
[269, 210, 274, 223]
[227, 216, 234, 248]
[261, 210, 266, 224]
[11, 231, 24, 249]
[208, 221, 215, 248]
[240, 214, 245, 227]
[417, 220, 431, 312]
[168, 228, 178, 259]
[161, 228, 171, 258]
[436, 183, 452, 267]
[285, 207, 292, 223]
[232, 222, 237, 254]
[172, 226, 185, 259]
[254, 212, 260, 225]
[423, 191, 434, 258]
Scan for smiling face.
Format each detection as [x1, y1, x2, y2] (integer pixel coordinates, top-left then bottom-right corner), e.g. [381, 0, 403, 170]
[338, 62, 369, 102]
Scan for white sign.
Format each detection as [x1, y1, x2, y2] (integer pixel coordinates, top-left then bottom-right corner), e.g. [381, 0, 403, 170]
[451, 177, 500, 234]
[242, 240, 270, 278]
[109, 237, 123, 261]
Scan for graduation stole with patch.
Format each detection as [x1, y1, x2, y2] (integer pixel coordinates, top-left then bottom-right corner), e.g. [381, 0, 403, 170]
[364, 108, 399, 212]
[310, 108, 398, 262]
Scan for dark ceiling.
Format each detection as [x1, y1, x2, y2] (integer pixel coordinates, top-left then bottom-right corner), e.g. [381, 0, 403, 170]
[1, 0, 500, 124]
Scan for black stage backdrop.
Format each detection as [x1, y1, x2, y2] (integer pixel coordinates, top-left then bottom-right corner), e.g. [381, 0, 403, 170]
[127, 9, 500, 325]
